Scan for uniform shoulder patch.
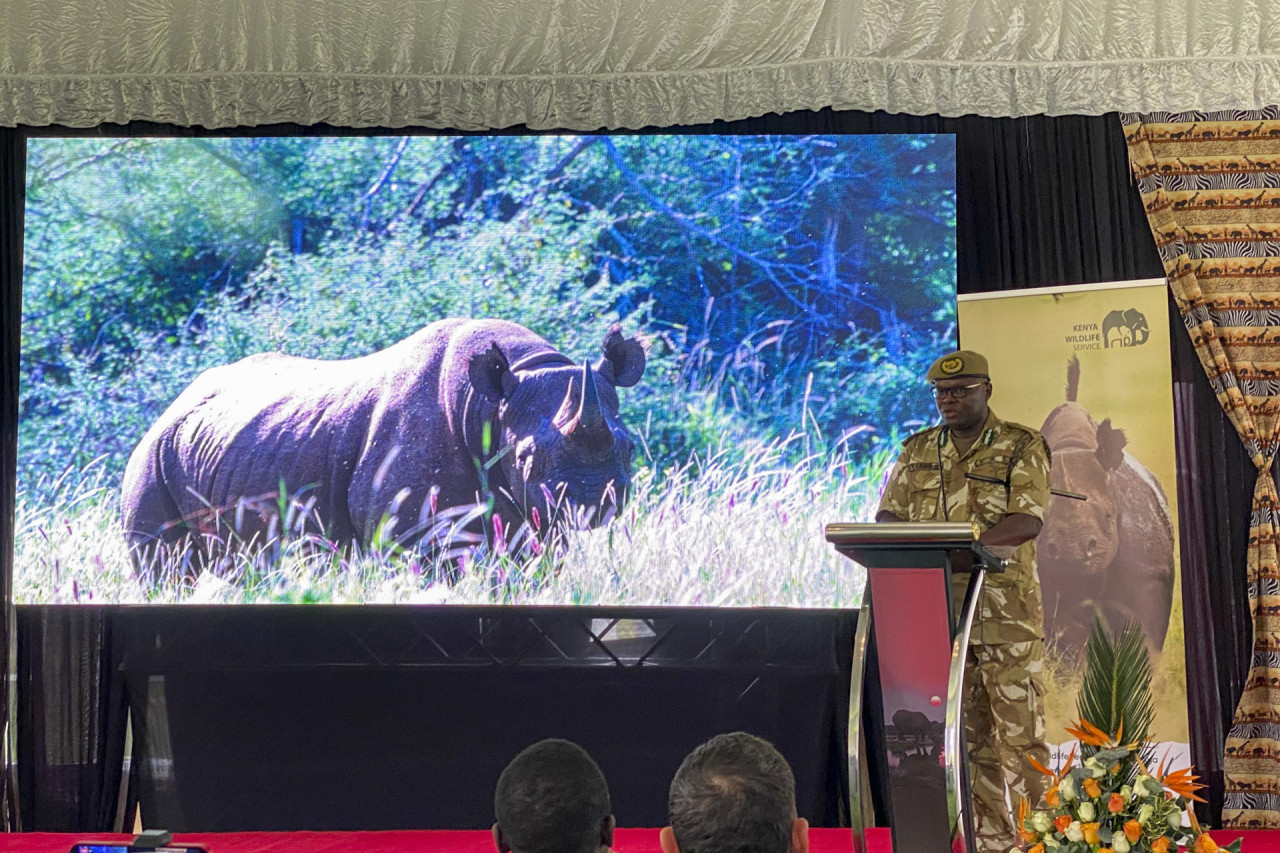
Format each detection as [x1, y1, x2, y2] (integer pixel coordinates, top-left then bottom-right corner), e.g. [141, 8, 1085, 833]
[902, 426, 941, 449]
[999, 421, 1047, 451]
[999, 420, 1042, 439]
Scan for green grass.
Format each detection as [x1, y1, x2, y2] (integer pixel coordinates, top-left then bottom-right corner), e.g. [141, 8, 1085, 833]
[13, 433, 893, 607]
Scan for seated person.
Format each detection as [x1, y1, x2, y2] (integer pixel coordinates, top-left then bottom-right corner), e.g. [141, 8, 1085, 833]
[660, 732, 809, 853]
[493, 738, 615, 853]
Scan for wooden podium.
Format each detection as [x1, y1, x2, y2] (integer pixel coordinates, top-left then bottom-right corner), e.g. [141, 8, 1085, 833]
[825, 522, 1005, 853]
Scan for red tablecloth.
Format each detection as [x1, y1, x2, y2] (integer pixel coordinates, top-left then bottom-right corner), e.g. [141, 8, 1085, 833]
[0, 827, 1269, 853]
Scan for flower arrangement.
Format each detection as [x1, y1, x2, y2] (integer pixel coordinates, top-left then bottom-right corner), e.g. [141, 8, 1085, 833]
[1013, 621, 1240, 853]
[1014, 721, 1236, 853]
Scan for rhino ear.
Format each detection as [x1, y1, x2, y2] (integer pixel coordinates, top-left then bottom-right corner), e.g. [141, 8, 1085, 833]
[596, 324, 646, 388]
[1095, 418, 1127, 471]
[469, 342, 518, 401]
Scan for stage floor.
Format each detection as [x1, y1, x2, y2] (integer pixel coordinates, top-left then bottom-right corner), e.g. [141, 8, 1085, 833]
[0, 827, 1270, 853]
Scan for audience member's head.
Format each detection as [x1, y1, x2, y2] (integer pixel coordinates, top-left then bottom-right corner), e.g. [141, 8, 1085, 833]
[660, 732, 808, 853]
[493, 738, 614, 853]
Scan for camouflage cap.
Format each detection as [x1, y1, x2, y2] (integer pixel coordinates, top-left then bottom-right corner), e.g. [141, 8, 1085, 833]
[926, 350, 990, 382]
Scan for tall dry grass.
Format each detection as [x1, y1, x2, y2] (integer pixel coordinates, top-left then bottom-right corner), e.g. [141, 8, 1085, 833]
[13, 431, 893, 607]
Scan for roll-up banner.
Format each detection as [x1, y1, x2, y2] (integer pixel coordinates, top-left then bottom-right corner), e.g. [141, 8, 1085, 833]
[958, 279, 1188, 763]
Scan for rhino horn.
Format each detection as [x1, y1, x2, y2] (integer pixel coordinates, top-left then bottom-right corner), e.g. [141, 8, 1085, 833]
[562, 361, 613, 450]
[578, 361, 606, 431]
[555, 377, 579, 429]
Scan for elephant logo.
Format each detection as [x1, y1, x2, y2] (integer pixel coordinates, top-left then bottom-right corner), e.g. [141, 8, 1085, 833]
[1102, 308, 1150, 348]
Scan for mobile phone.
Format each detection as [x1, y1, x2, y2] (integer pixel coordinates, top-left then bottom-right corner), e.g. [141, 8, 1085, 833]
[68, 840, 208, 845]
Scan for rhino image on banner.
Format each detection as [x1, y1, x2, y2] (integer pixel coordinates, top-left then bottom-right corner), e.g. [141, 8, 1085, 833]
[957, 278, 1188, 765]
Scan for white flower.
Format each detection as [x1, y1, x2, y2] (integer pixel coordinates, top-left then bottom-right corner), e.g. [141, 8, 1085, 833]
[1120, 785, 1133, 799]
[1112, 836, 1131, 853]
[1044, 836, 1061, 849]
[1077, 801, 1096, 821]
[1084, 756, 1108, 778]
[1168, 811, 1184, 830]
[1138, 804, 1154, 825]
[1065, 821, 1084, 842]
[1031, 812, 1053, 833]
[1060, 776, 1077, 801]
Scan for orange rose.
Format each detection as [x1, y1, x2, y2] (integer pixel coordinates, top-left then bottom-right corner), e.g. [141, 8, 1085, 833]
[1152, 837, 1172, 853]
[1029, 845, 1045, 853]
[1054, 814, 1072, 833]
[1083, 778, 1102, 798]
[1082, 822, 1100, 844]
[1045, 787, 1060, 807]
[1108, 793, 1125, 813]
[1020, 827, 1038, 843]
[1193, 834, 1221, 853]
[1124, 819, 1144, 842]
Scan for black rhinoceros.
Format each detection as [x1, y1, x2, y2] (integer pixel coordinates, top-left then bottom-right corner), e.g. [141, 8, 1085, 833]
[120, 318, 646, 574]
[1036, 356, 1174, 652]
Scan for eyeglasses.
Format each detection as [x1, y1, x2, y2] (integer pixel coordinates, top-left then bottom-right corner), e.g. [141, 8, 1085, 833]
[931, 381, 987, 401]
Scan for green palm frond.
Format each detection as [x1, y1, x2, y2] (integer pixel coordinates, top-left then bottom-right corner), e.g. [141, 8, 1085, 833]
[1075, 618, 1157, 780]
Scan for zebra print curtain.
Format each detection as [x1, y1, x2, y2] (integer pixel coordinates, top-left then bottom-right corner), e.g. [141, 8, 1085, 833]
[1124, 108, 1280, 829]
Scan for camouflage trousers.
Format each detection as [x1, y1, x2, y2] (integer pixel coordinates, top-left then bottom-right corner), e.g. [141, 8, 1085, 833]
[964, 639, 1049, 853]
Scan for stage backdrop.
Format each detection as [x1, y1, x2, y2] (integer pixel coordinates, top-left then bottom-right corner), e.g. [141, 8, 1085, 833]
[957, 278, 1189, 762]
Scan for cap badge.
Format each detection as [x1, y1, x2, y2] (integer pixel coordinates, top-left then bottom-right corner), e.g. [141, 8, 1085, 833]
[939, 356, 964, 376]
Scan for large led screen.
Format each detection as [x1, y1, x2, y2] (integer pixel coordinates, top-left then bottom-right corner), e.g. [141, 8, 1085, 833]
[17, 134, 956, 605]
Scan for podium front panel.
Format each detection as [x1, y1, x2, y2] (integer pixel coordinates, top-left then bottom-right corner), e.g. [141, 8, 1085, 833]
[867, 565, 954, 852]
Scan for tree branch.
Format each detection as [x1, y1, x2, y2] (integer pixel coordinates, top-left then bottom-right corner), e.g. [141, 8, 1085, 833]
[40, 140, 140, 184]
[599, 138, 826, 323]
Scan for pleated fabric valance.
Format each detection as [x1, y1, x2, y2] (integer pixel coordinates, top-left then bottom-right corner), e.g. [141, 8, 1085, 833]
[3, 0, 1280, 130]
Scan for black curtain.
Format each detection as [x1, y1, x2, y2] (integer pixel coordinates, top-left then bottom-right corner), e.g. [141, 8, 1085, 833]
[15, 607, 128, 831]
[1, 111, 1250, 830]
[1, 127, 24, 831]
[1168, 298, 1254, 822]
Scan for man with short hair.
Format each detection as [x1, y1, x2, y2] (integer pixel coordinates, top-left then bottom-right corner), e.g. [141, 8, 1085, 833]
[660, 732, 809, 853]
[876, 349, 1052, 853]
[493, 738, 615, 853]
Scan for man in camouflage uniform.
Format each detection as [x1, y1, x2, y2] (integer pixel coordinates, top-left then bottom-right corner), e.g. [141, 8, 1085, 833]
[876, 350, 1052, 853]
